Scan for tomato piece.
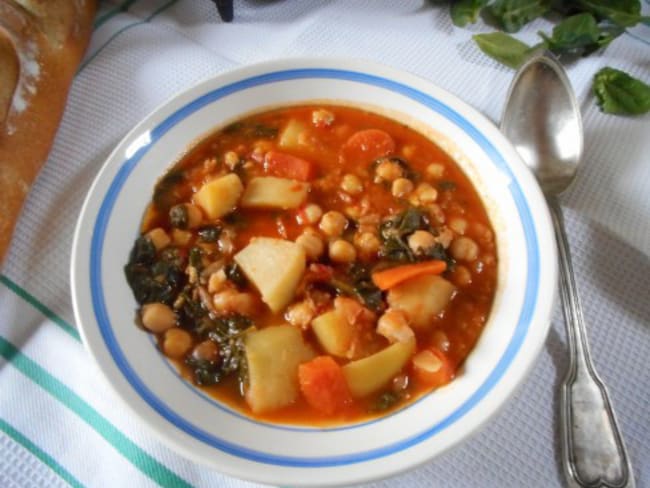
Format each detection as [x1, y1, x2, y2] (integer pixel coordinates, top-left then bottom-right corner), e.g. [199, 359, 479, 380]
[264, 150, 316, 181]
[298, 356, 353, 415]
[411, 348, 455, 388]
[340, 129, 395, 163]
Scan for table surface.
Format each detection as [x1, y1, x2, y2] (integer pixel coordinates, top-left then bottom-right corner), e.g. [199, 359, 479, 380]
[1, 1, 648, 487]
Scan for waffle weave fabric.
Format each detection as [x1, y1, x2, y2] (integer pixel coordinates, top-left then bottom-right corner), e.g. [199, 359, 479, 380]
[1, 1, 648, 487]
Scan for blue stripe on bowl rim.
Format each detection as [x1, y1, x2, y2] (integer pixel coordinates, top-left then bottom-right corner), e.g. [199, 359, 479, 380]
[90, 68, 540, 467]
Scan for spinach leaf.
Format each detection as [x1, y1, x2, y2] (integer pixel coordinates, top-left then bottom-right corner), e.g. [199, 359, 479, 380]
[379, 208, 430, 262]
[451, 0, 489, 26]
[488, 0, 551, 32]
[538, 13, 622, 55]
[223, 121, 278, 139]
[197, 225, 222, 242]
[124, 237, 187, 305]
[473, 32, 533, 69]
[372, 391, 402, 412]
[593, 67, 650, 115]
[153, 169, 184, 210]
[437, 180, 457, 191]
[224, 262, 248, 288]
[349, 264, 384, 312]
[185, 314, 252, 386]
[329, 264, 384, 312]
[189, 247, 204, 270]
[169, 204, 189, 229]
[571, 0, 646, 27]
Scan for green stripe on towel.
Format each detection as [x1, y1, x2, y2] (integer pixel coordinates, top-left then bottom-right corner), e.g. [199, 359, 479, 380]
[0, 275, 80, 342]
[0, 418, 85, 488]
[0, 336, 193, 488]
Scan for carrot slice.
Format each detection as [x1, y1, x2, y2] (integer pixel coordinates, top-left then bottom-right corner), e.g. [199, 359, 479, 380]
[298, 356, 353, 415]
[341, 129, 395, 163]
[371, 260, 447, 290]
[411, 348, 455, 388]
[264, 150, 316, 181]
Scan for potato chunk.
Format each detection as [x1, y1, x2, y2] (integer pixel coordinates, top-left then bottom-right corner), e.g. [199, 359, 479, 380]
[245, 325, 314, 413]
[387, 275, 456, 330]
[311, 310, 354, 358]
[234, 237, 306, 312]
[279, 118, 308, 150]
[241, 177, 309, 209]
[342, 339, 415, 398]
[193, 173, 243, 219]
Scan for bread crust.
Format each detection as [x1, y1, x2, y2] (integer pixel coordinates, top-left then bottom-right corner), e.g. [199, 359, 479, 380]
[0, 0, 96, 265]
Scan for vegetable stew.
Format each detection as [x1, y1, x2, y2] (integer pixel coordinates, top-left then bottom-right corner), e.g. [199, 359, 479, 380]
[125, 104, 497, 425]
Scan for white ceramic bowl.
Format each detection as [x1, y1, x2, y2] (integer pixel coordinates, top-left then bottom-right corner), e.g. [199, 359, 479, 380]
[71, 59, 556, 486]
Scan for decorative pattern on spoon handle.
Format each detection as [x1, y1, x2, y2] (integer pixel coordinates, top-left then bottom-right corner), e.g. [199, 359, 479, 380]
[549, 198, 635, 488]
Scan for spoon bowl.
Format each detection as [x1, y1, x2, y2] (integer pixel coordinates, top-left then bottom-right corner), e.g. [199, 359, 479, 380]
[501, 54, 583, 196]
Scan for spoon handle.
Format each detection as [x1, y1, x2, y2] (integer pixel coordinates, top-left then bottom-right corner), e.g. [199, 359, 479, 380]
[549, 198, 634, 488]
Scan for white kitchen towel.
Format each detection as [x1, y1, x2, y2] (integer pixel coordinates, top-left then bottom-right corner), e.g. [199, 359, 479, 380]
[1, 1, 648, 487]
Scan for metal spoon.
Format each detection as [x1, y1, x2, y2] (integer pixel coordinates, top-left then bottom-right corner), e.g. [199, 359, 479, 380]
[500, 51, 635, 488]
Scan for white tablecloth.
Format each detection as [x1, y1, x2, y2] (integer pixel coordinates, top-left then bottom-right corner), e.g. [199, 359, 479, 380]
[1, 1, 648, 486]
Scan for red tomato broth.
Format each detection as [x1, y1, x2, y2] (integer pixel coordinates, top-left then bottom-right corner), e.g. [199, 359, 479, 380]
[129, 104, 497, 426]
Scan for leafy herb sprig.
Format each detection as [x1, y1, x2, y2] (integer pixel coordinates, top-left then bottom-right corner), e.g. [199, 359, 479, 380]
[434, 0, 650, 115]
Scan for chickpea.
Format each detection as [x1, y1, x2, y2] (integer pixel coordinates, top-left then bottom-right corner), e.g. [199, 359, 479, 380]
[452, 265, 473, 287]
[329, 239, 357, 263]
[344, 205, 362, 220]
[207, 269, 227, 293]
[391, 178, 414, 198]
[146, 228, 171, 251]
[163, 328, 193, 358]
[141, 303, 176, 333]
[285, 300, 316, 329]
[377, 309, 414, 344]
[312, 108, 335, 127]
[415, 183, 438, 204]
[401, 144, 416, 159]
[436, 227, 454, 248]
[375, 159, 403, 182]
[408, 230, 437, 254]
[341, 174, 363, 195]
[354, 232, 381, 256]
[431, 329, 451, 352]
[450, 236, 479, 261]
[427, 203, 446, 224]
[472, 222, 494, 244]
[224, 150, 240, 169]
[449, 217, 468, 235]
[296, 229, 325, 260]
[213, 289, 258, 316]
[319, 211, 347, 237]
[426, 163, 445, 179]
[300, 203, 323, 224]
[192, 340, 220, 363]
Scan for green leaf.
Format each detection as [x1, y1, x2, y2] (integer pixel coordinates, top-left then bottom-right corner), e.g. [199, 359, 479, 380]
[473, 32, 533, 69]
[593, 67, 650, 115]
[451, 0, 489, 26]
[570, 0, 644, 27]
[538, 12, 623, 55]
[488, 0, 551, 32]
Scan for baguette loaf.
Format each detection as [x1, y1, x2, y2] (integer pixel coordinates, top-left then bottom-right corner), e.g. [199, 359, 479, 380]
[0, 0, 96, 265]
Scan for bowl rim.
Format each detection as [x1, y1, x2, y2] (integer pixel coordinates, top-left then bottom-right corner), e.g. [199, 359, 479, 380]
[71, 57, 557, 486]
